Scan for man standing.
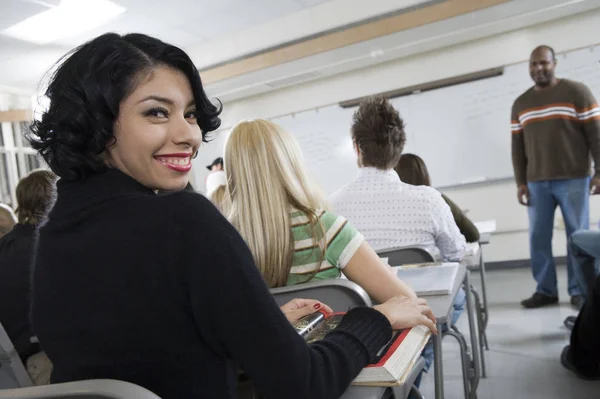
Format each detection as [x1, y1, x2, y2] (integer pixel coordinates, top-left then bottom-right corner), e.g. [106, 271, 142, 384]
[512, 45, 600, 309]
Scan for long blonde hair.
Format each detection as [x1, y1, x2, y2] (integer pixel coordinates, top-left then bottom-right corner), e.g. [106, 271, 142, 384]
[225, 119, 329, 287]
[209, 185, 230, 215]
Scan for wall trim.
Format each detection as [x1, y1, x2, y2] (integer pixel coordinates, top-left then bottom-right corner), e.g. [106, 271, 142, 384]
[486, 256, 567, 271]
[200, 0, 509, 84]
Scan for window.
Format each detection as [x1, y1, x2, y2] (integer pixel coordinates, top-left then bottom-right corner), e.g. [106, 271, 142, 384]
[0, 120, 47, 208]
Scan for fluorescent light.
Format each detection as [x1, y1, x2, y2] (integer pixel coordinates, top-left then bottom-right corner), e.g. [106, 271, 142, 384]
[3, 0, 126, 44]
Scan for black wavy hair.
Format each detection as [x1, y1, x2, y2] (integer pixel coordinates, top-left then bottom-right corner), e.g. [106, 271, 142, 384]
[29, 33, 222, 180]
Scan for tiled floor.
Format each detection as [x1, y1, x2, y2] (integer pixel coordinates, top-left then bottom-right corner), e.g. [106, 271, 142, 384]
[419, 266, 600, 399]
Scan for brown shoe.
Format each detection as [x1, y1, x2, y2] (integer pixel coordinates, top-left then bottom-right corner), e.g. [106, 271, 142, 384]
[521, 293, 558, 308]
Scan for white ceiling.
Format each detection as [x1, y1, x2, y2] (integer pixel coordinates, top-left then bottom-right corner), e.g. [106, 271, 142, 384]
[1, 0, 599, 103]
[204, 0, 600, 102]
[0, 0, 333, 91]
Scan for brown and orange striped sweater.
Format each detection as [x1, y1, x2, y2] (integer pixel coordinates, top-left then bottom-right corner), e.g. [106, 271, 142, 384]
[511, 79, 600, 186]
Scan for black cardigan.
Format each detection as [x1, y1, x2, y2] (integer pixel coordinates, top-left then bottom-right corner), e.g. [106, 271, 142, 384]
[0, 223, 39, 360]
[32, 169, 392, 399]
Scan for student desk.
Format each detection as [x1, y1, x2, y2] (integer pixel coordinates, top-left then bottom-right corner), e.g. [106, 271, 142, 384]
[461, 244, 488, 379]
[394, 264, 481, 399]
[340, 357, 426, 399]
[472, 220, 496, 336]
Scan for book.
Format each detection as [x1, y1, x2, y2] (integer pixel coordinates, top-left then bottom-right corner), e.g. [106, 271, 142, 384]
[394, 263, 460, 296]
[293, 311, 431, 384]
[395, 261, 443, 269]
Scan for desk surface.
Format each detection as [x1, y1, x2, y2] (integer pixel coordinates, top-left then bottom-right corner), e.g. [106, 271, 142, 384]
[396, 264, 466, 324]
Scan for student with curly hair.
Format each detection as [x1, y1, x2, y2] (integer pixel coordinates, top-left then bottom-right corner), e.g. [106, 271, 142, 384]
[332, 96, 467, 261]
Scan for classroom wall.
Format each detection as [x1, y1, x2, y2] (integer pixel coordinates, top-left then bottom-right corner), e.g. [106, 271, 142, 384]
[0, 92, 31, 110]
[195, 9, 600, 263]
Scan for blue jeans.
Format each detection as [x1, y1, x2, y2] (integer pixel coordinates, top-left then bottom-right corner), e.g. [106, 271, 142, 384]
[528, 177, 590, 297]
[569, 230, 600, 299]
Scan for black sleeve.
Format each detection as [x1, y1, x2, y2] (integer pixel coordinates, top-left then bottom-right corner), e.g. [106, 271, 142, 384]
[173, 193, 392, 399]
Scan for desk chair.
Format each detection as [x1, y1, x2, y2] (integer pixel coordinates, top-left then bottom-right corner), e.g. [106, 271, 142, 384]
[376, 246, 481, 398]
[0, 322, 32, 389]
[376, 245, 441, 265]
[270, 279, 372, 309]
[271, 280, 423, 399]
[0, 379, 160, 399]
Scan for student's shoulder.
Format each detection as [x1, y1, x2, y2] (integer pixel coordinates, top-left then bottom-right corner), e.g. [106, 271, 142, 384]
[157, 190, 225, 224]
[156, 189, 212, 208]
[329, 183, 352, 206]
[402, 182, 441, 199]
[404, 184, 447, 208]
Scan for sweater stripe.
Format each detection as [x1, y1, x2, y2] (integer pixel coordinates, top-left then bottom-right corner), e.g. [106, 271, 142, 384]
[517, 103, 600, 127]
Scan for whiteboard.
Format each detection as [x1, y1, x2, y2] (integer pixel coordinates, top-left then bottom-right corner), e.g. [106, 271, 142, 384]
[271, 44, 600, 194]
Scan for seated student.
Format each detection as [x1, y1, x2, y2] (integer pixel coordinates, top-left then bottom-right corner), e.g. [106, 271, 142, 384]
[29, 33, 435, 399]
[0, 203, 16, 239]
[330, 97, 467, 377]
[569, 229, 600, 300]
[331, 96, 467, 261]
[0, 170, 57, 385]
[223, 119, 425, 306]
[561, 274, 600, 380]
[395, 153, 480, 243]
[563, 229, 600, 330]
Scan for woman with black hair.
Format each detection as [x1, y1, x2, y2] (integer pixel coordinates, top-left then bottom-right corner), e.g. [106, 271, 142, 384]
[29, 33, 435, 399]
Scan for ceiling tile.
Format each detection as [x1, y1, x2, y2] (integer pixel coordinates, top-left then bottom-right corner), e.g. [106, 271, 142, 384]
[0, 35, 36, 62]
[294, 0, 333, 7]
[121, 0, 241, 28]
[183, 0, 303, 39]
[53, 12, 204, 48]
[0, 0, 52, 30]
[0, 45, 70, 90]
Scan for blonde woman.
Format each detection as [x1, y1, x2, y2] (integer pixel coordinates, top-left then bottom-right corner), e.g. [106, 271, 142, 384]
[224, 119, 418, 303]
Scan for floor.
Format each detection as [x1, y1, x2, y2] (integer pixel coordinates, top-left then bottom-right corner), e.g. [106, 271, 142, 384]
[418, 265, 600, 399]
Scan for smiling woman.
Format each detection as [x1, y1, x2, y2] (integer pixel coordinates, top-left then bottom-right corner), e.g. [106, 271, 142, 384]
[26, 32, 434, 399]
[106, 67, 200, 191]
[29, 32, 220, 188]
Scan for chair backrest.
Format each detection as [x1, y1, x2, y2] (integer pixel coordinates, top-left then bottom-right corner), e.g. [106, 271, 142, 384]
[0, 379, 161, 399]
[376, 246, 439, 267]
[0, 322, 32, 389]
[270, 279, 372, 311]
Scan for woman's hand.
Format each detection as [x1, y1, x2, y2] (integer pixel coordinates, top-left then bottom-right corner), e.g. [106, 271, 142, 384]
[280, 298, 333, 323]
[374, 296, 438, 334]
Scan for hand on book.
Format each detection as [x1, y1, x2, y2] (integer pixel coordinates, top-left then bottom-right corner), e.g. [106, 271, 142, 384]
[280, 298, 334, 323]
[373, 296, 437, 334]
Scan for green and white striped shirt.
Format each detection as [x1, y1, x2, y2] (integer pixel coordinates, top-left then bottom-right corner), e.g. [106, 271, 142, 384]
[288, 209, 364, 286]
